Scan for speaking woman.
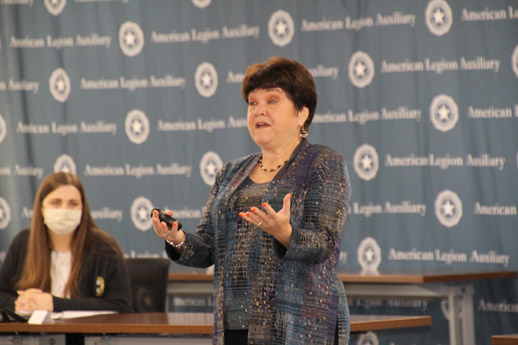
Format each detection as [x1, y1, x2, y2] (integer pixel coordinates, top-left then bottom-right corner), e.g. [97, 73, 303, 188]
[153, 56, 351, 345]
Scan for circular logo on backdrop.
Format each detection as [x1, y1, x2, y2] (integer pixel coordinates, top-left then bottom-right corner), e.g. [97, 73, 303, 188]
[200, 151, 223, 186]
[512, 45, 518, 79]
[49, 68, 71, 103]
[0, 114, 6, 143]
[195, 62, 218, 98]
[425, 0, 453, 37]
[131, 196, 154, 231]
[268, 10, 295, 47]
[0, 197, 11, 230]
[353, 144, 379, 181]
[356, 331, 379, 345]
[192, 0, 211, 8]
[119, 21, 144, 57]
[348, 51, 375, 88]
[357, 237, 382, 274]
[435, 190, 463, 228]
[429, 94, 458, 132]
[44, 0, 66, 16]
[125, 109, 150, 144]
[54, 154, 77, 174]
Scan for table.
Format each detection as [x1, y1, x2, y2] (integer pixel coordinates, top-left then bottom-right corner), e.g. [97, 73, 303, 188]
[0, 312, 213, 335]
[492, 335, 518, 345]
[168, 271, 517, 345]
[350, 314, 430, 332]
[0, 312, 430, 345]
[0, 312, 431, 334]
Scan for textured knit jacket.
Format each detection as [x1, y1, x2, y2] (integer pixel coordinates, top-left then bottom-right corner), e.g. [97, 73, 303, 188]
[0, 229, 131, 312]
[166, 140, 351, 345]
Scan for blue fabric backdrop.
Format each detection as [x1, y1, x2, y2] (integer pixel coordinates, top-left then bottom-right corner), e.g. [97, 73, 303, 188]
[1, 1, 517, 344]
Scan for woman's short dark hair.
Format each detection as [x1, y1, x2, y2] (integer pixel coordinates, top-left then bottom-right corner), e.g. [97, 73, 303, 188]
[242, 56, 317, 132]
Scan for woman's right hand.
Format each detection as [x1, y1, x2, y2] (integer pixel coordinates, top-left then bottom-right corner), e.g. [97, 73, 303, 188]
[151, 209, 185, 246]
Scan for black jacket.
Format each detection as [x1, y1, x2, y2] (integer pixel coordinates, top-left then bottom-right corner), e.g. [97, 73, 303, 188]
[0, 229, 131, 312]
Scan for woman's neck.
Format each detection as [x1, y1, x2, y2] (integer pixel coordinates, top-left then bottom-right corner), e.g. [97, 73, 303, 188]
[260, 138, 301, 168]
[49, 232, 73, 252]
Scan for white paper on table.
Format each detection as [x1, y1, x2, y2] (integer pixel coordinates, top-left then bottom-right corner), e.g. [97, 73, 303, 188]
[51, 310, 117, 320]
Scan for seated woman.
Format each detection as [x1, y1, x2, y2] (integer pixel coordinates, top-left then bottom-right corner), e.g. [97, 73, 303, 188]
[0, 172, 130, 314]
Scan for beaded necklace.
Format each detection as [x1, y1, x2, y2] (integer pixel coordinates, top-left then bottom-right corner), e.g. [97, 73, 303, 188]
[257, 157, 287, 172]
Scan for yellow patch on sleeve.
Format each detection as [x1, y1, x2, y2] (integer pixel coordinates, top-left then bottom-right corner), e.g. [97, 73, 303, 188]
[96, 276, 105, 297]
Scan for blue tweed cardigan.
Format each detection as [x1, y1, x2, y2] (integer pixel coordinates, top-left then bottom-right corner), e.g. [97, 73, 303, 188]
[166, 140, 351, 345]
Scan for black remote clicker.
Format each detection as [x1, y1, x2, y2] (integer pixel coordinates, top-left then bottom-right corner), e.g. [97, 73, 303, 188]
[150, 207, 183, 230]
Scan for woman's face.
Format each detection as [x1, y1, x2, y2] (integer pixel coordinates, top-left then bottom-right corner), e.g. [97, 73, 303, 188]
[42, 185, 83, 211]
[247, 87, 308, 150]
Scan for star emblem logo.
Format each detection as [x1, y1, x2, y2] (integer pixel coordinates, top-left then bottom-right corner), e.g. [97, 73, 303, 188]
[199, 151, 223, 186]
[429, 94, 458, 132]
[119, 21, 145, 57]
[131, 197, 154, 231]
[268, 10, 295, 47]
[435, 190, 463, 228]
[353, 144, 379, 181]
[125, 109, 150, 145]
[348, 51, 375, 88]
[49, 68, 71, 103]
[358, 237, 382, 274]
[425, 0, 453, 36]
[195, 62, 218, 98]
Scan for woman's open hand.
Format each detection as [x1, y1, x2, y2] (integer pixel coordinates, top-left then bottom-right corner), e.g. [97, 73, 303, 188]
[239, 193, 292, 248]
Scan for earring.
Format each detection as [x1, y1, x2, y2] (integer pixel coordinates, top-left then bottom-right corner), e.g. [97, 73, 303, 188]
[300, 127, 308, 139]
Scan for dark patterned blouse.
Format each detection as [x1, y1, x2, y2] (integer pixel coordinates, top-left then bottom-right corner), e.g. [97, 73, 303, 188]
[224, 176, 268, 330]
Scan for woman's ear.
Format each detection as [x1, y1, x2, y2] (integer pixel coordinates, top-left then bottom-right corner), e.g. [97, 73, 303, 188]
[297, 106, 309, 127]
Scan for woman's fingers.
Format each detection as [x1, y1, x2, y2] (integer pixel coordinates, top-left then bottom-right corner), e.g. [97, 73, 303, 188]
[239, 211, 260, 226]
[239, 205, 274, 228]
[281, 193, 292, 214]
[152, 209, 179, 240]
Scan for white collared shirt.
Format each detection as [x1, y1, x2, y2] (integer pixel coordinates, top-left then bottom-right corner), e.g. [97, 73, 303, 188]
[50, 250, 72, 298]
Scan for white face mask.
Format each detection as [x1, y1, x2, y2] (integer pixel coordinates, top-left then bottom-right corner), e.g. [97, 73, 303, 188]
[43, 209, 82, 235]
